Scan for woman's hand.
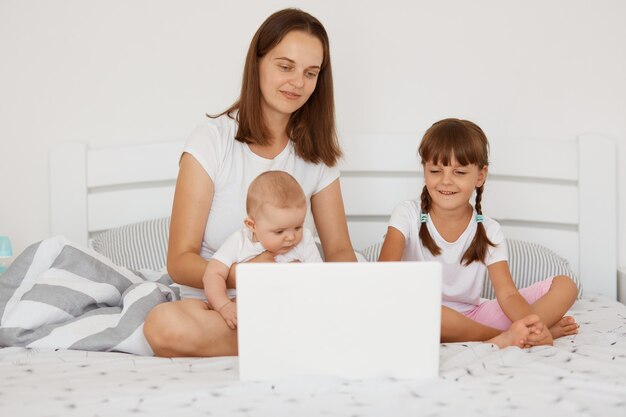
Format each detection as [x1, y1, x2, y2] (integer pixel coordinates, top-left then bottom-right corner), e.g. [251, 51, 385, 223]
[226, 251, 276, 288]
[248, 251, 277, 263]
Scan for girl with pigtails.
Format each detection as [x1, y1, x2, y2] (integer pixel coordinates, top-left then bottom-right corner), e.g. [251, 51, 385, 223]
[379, 118, 579, 348]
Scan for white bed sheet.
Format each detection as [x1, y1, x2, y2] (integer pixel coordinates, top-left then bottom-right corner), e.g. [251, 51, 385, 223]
[1, 295, 625, 417]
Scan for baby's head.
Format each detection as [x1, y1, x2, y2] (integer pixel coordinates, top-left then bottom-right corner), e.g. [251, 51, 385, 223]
[245, 171, 307, 254]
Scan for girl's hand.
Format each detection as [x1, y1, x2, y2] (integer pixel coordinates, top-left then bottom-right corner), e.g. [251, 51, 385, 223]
[378, 226, 406, 261]
[525, 321, 554, 347]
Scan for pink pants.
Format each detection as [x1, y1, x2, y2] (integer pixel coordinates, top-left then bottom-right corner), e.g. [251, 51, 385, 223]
[463, 277, 554, 331]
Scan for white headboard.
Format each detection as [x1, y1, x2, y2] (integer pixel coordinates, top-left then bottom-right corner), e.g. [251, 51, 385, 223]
[50, 134, 617, 299]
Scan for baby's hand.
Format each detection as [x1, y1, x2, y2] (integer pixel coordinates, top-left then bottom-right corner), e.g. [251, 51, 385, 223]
[217, 300, 237, 330]
[525, 320, 553, 347]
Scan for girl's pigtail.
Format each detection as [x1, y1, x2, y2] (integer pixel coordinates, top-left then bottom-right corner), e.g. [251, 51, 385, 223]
[419, 185, 441, 256]
[461, 185, 495, 265]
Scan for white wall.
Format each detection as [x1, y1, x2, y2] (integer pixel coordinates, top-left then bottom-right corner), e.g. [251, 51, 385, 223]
[1, 0, 625, 268]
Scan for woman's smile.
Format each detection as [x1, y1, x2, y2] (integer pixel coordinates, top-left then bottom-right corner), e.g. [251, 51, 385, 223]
[280, 90, 302, 100]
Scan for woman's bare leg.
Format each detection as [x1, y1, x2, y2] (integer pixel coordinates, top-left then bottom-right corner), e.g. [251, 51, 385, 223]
[144, 299, 237, 357]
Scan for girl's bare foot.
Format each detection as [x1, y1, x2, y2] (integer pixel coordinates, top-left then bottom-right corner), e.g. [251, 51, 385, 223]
[488, 314, 540, 349]
[549, 316, 579, 339]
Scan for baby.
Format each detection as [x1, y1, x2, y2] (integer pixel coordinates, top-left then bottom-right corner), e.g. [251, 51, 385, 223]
[203, 170, 322, 329]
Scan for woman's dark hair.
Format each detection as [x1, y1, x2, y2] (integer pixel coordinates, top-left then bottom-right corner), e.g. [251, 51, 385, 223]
[212, 8, 341, 166]
[418, 118, 494, 265]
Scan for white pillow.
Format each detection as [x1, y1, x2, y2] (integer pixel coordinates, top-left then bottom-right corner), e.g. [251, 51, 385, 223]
[358, 238, 582, 299]
[91, 217, 170, 271]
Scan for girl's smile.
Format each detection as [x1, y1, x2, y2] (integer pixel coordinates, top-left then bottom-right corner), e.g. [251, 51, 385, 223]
[424, 157, 487, 215]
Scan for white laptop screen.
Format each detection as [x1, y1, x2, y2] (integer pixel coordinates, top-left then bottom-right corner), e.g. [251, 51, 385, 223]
[236, 262, 441, 380]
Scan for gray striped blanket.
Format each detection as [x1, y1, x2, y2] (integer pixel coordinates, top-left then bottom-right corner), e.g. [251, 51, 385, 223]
[0, 236, 179, 355]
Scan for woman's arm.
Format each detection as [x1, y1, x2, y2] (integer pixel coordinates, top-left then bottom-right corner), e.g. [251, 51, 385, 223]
[378, 227, 405, 261]
[224, 251, 275, 289]
[311, 179, 357, 262]
[167, 153, 214, 287]
[489, 260, 534, 321]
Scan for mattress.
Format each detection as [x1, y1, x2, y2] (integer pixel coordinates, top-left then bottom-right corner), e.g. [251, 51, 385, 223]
[1, 295, 625, 417]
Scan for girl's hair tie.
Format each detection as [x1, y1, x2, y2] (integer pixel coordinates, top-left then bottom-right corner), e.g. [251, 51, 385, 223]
[420, 213, 428, 224]
[475, 214, 484, 223]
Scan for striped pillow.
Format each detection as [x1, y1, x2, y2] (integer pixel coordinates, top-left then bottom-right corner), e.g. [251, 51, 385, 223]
[358, 238, 582, 299]
[483, 239, 583, 299]
[360, 241, 385, 263]
[91, 217, 170, 271]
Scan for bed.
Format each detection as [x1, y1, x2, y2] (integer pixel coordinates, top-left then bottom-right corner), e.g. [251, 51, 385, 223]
[1, 132, 624, 416]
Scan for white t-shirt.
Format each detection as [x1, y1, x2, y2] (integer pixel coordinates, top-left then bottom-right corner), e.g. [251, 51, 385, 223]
[389, 199, 508, 313]
[183, 114, 339, 261]
[212, 227, 323, 268]
[176, 115, 338, 300]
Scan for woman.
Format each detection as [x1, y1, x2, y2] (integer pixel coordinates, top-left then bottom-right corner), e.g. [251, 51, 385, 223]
[143, 8, 357, 357]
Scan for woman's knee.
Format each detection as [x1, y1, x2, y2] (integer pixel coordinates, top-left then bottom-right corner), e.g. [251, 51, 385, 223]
[143, 302, 188, 355]
[143, 300, 237, 357]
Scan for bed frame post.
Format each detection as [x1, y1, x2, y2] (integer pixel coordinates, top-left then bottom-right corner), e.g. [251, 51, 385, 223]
[578, 134, 617, 299]
[49, 142, 88, 247]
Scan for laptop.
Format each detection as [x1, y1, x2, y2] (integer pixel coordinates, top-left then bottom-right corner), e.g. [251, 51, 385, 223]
[236, 261, 441, 380]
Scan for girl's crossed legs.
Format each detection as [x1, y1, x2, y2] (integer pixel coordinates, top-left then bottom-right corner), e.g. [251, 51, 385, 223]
[465, 275, 579, 338]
